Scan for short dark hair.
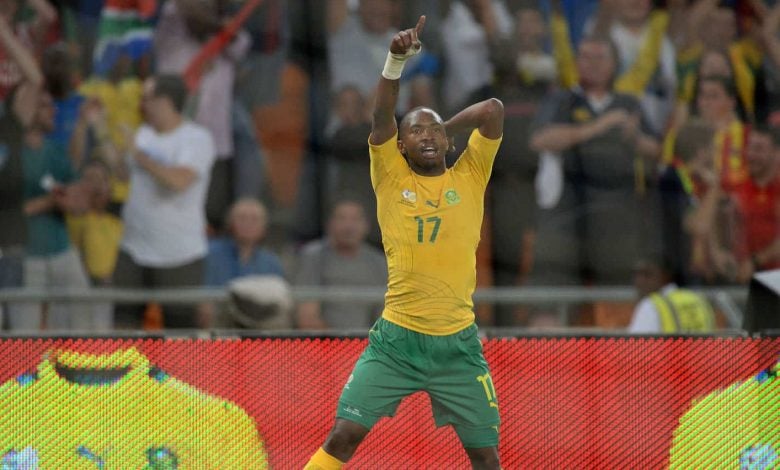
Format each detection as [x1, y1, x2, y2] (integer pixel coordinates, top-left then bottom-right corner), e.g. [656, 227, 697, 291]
[328, 196, 368, 220]
[398, 106, 445, 136]
[152, 75, 188, 113]
[674, 119, 715, 163]
[750, 123, 780, 147]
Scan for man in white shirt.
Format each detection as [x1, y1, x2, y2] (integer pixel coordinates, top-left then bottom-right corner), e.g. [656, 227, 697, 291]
[114, 74, 216, 329]
[628, 257, 715, 333]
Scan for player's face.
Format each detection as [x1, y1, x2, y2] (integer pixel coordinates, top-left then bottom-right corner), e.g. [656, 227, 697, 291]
[398, 109, 448, 176]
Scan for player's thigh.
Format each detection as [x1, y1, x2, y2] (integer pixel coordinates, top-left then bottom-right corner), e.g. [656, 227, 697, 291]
[337, 319, 425, 428]
[427, 325, 500, 448]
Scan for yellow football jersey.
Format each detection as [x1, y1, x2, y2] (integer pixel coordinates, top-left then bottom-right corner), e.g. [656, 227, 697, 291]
[0, 347, 268, 469]
[669, 359, 779, 469]
[370, 129, 501, 335]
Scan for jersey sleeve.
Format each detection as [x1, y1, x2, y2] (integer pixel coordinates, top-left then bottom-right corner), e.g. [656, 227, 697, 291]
[453, 129, 502, 187]
[369, 133, 407, 190]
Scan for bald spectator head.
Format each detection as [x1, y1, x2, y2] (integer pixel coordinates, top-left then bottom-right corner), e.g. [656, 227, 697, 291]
[228, 198, 269, 248]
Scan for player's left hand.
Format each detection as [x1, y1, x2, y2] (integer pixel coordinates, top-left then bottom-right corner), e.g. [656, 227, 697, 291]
[390, 15, 425, 56]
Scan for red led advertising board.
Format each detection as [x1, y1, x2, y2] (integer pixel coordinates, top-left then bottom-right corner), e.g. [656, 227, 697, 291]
[0, 337, 777, 468]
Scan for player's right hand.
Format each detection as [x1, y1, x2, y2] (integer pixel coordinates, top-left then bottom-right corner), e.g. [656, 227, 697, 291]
[390, 15, 425, 56]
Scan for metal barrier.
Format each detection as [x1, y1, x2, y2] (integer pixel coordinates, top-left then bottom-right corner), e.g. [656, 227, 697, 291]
[0, 285, 749, 329]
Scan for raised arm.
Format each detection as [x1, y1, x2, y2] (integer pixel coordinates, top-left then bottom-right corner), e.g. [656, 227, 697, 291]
[0, 16, 44, 128]
[444, 98, 504, 140]
[369, 16, 425, 146]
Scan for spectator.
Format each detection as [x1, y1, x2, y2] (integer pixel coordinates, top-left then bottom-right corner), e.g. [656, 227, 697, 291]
[295, 199, 386, 330]
[590, 0, 676, 134]
[674, 2, 763, 124]
[0, 13, 100, 332]
[74, 51, 145, 208]
[66, 160, 122, 330]
[19, 81, 98, 331]
[480, 1, 555, 324]
[323, 85, 379, 245]
[440, 0, 513, 114]
[0, 14, 40, 328]
[42, 43, 85, 148]
[628, 256, 715, 333]
[200, 198, 285, 327]
[231, 0, 287, 110]
[154, 0, 251, 230]
[658, 118, 716, 285]
[328, 0, 438, 114]
[0, 0, 57, 100]
[530, 35, 661, 285]
[694, 75, 750, 193]
[731, 124, 780, 280]
[66, 160, 123, 287]
[114, 74, 216, 329]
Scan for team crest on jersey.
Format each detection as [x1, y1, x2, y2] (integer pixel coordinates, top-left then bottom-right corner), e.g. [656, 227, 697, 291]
[1, 447, 39, 469]
[739, 444, 778, 469]
[444, 189, 461, 205]
[144, 447, 178, 469]
[400, 189, 417, 205]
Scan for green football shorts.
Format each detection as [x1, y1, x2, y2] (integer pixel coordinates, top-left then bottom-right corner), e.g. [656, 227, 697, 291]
[336, 317, 500, 448]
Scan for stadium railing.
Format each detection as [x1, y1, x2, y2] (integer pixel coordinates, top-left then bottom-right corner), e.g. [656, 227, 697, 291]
[0, 285, 749, 336]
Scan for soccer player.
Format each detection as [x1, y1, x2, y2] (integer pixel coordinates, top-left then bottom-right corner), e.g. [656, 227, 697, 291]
[304, 15, 505, 470]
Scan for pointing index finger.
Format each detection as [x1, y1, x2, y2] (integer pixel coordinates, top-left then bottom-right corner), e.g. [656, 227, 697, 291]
[414, 15, 426, 37]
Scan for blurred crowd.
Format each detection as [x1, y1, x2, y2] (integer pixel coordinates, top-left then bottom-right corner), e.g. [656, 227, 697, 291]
[0, 0, 778, 332]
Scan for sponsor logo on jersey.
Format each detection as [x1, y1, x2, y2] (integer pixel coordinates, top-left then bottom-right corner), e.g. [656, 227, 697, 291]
[144, 447, 178, 469]
[343, 405, 362, 417]
[401, 189, 417, 203]
[739, 444, 778, 470]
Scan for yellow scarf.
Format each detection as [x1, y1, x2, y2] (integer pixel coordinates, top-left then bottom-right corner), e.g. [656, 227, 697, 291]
[551, 11, 669, 95]
[614, 11, 669, 96]
[550, 13, 578, 89]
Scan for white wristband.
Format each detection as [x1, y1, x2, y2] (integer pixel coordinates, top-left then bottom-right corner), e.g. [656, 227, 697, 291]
[381, 43, 422, 80]
[382, 52, 408, 80]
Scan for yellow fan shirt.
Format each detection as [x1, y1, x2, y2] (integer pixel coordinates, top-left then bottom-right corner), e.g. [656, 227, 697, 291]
[370, 129, 501, 336]
[0, 347, 268, 469]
